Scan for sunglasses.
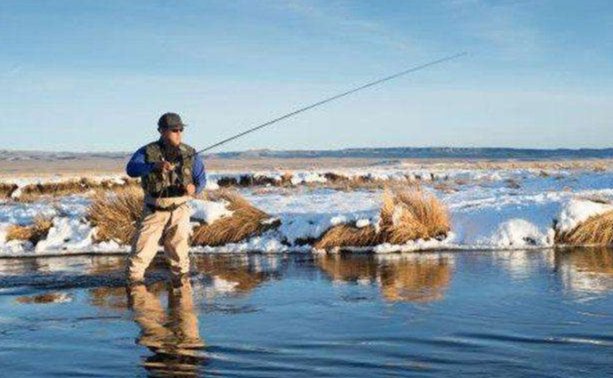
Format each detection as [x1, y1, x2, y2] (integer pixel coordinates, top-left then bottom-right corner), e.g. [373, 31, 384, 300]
[168, 128, 184, 133]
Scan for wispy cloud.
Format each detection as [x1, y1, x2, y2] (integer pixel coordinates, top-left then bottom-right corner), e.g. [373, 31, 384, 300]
[274, 0, 418, 53]
[448, 0, 544, 59]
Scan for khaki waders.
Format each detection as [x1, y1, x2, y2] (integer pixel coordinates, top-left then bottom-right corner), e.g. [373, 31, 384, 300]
[127, 196, 192, 281]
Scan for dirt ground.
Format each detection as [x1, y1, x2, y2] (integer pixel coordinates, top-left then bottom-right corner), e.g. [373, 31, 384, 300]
[1, 156, 611, 179]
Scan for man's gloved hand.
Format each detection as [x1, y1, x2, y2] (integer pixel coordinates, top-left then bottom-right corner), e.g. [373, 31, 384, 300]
[185, 183, 196, 196]
[154, 160, 174, 173]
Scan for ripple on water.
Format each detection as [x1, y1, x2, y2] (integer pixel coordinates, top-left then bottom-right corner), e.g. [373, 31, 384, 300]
[0, 251, 611, 377]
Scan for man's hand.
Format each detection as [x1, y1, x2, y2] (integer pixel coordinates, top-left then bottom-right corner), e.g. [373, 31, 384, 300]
[185, 183, 196, 196]
[154, 160, 174, 173]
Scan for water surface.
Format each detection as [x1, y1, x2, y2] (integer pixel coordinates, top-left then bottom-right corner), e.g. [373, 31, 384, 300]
[0, 249, 612, 377]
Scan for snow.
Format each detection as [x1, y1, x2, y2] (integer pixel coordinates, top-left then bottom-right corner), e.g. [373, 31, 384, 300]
[192, 234, 292, 254]
[0, 239, 33, 255]
[35, 217, 95, 253]
[290, 172, 327, 185]
[2, 164, 613, 256]
[0, 224, 6, 244]
[189, 199, 233, 224]
[486, 219, 552, 249]
[555, 198, 613, 234]
[10, 187, 22, 199]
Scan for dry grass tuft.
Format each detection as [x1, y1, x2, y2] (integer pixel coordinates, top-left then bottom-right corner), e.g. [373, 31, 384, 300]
[555, 210, 613, 246]
[6, 216, 54, 244]
[315, 189, 450, 250]
[379, 189, 450, 245]
[314, 224, 380, 250]
[191, 190, 277, 247]
[87, 186, 144, 244]
[0, 183, 18, 199]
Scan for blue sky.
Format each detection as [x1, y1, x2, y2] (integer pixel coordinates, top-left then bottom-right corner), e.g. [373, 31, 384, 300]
[1, 0, 612, 152]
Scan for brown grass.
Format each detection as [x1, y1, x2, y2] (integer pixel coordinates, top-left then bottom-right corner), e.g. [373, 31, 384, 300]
[379, 189, 450, 244]
[191, 190, 278, 247]
[87, 186, 144, 244]
[85, 187, 275, 247]
[16, 177, 140, 202]
[214, 172, 423, 192]
[6, 216, 54, 244]
[216, 174, 287, 188]
[315, 189, 450, 250]
[555, 210, 613, 246]
[313, 224, 380, 250]
[0, 183, 18, 199]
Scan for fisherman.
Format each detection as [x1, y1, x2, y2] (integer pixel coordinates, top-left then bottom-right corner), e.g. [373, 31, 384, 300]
[125, 112, 206, 282]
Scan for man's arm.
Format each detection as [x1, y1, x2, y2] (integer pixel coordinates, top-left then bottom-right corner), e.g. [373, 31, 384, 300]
[126, 147, 155, 178]
[192, 154, 207, 194]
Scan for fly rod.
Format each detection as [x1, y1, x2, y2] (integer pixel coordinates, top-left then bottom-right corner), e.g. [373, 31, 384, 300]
[192, 52, 467, 156]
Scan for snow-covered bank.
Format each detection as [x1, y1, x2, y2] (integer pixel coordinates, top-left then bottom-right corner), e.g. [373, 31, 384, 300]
[1, 166, 613, 257]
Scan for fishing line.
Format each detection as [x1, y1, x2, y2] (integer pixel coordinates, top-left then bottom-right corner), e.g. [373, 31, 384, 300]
[190, 52, 467, 157]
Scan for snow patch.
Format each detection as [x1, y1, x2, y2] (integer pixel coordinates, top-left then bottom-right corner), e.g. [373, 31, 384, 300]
[189, 199, 233, 224]
[192, 234, 291, 253]
[488, 219, 552, 248]
[35, 217, 95, 253]
[555, 198, 613, 234]
[290, 172, 326, 185]
[278, 214, 333, 243]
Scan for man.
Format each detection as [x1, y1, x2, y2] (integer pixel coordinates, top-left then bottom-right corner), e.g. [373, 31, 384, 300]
[126, 112, 206, 282]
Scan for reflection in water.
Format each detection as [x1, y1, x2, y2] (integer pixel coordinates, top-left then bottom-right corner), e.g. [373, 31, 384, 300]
[84, 255, 279, 376]
[491, 250, 554, 279]
[317, 254, 453, 303]
[16, 292, 73, 304]
[127, 277, 206, 376]
[192, 255, 280, 297]
[490, 248, 613, 296]
[1, 251, 613, 376]
[555, 248, 613, 295]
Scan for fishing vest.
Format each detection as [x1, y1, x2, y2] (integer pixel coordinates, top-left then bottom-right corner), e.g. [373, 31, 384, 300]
[141, 141, 195, 197]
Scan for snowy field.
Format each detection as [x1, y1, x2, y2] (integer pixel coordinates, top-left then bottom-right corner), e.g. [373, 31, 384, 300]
[1, 161, 612, 256]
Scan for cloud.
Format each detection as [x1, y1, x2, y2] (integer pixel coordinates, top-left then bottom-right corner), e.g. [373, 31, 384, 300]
[274, 0, 418, 53]
[444, 0, 544, 59]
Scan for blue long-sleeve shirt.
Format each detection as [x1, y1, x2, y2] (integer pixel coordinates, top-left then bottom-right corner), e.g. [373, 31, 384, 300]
[126, 145, 207, 194]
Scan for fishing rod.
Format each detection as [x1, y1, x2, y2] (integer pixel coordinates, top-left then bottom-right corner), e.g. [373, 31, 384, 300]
[190, 52, 467, 157]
